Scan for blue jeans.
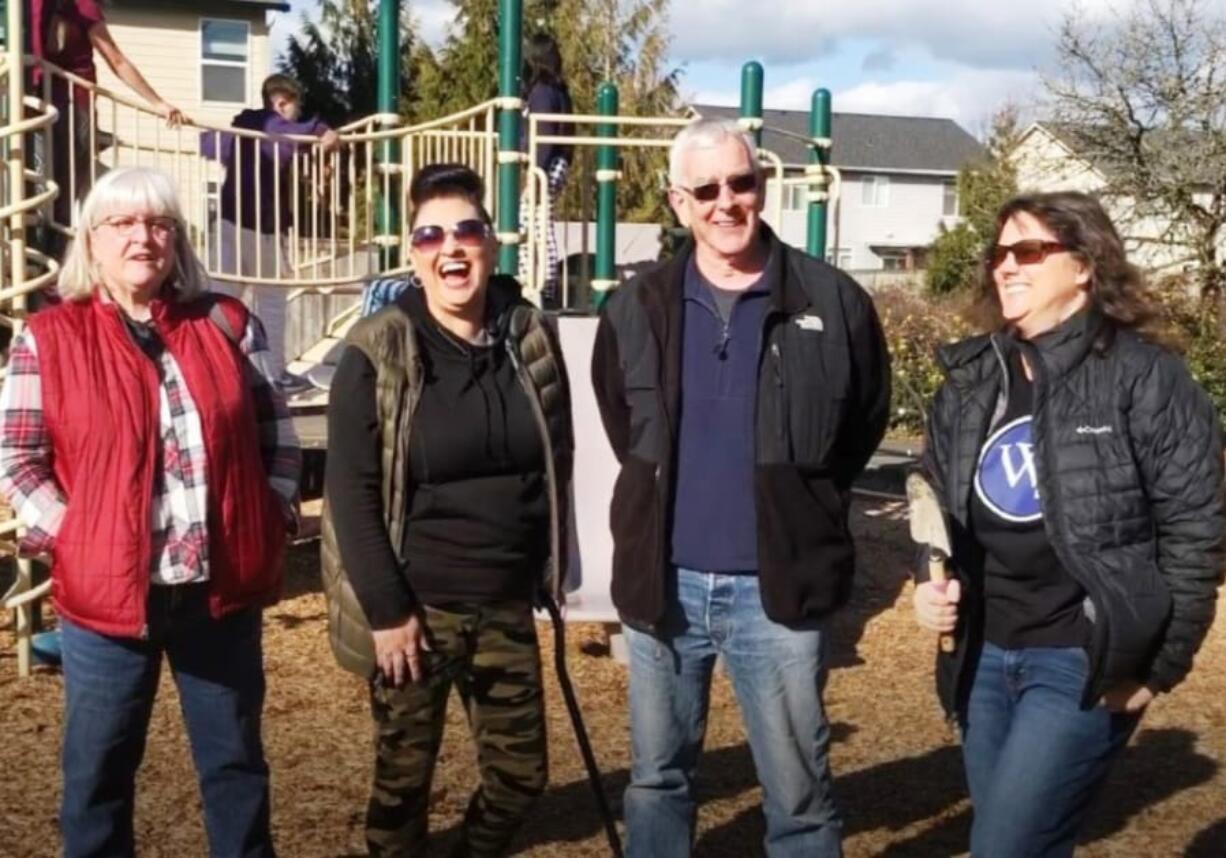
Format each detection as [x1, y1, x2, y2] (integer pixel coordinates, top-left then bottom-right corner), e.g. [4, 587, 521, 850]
[623, 567, 841, 858]
[960, 643, 1140, 858]
[59, 584, 273, 858]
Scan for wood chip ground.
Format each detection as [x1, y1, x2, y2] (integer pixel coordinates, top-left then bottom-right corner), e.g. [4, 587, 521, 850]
[2, 498, 1223, 856]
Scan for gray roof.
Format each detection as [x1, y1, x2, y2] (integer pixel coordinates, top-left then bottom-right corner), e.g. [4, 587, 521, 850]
[692, 104, 984, 173]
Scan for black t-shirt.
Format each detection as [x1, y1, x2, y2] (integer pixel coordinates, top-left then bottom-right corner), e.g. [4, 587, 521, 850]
[970, 347, 1091, 649]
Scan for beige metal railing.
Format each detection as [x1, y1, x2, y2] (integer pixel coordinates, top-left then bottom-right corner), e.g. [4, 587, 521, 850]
[1, 30, 838, 673]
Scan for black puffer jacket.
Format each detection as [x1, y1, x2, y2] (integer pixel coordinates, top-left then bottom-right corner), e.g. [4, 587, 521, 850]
[922, 310, 1225, 714]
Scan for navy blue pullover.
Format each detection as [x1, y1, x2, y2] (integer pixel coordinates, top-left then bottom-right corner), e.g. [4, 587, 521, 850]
[670, 256, 772, 572]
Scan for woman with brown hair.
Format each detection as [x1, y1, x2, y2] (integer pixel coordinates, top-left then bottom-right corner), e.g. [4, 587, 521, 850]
[912, 191, 1224, 856]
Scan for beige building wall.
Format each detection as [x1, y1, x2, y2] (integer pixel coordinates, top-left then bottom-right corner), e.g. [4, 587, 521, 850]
[1010, 126, 1200, 273]
[64, 4, 277, 243]
[96, 3, 274, 132]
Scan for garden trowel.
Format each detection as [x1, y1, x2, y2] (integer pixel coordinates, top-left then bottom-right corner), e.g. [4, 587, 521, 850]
[906, 472, 956, 653]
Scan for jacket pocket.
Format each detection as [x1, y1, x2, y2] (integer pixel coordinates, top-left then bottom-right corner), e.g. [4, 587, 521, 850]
[755, 464, 855, 623]
[1095, 564, 1171, 687]
[609, 455, 664, 624]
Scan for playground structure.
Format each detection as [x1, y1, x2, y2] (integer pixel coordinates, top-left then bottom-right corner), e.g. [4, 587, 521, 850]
[0, 0, 842, 676]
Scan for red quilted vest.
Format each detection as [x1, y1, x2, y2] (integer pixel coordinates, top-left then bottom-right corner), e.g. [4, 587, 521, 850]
[28, 293, 286, 637]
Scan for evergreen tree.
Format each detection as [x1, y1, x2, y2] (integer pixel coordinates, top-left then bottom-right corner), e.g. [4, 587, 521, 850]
[278, 0, 422, 128]
[926, 107, 1020, 295]
[416, 0, 681, 223]
[550, 0, 680, 223]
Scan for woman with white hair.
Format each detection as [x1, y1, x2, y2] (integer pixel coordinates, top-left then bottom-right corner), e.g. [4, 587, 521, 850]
[0, 166, 300, 857]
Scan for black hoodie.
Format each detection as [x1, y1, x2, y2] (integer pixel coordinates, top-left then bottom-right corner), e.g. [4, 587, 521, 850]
[327, 283, 549, 622]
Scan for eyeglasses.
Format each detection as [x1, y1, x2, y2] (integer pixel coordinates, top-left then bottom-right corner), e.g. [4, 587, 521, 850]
[676, 171, 759, 203]
[990, 240, 1069, 269]
[409, 218, 491, 251]
[93, 215, 178, 239]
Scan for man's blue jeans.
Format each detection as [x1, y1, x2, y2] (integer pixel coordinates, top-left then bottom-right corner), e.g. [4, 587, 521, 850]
[960, 642, 1141, 858]
[59, 584, 274, 858]
[623, 567, 842, 858]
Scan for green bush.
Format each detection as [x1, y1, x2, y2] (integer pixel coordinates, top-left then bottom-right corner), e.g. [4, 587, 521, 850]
[874, 286, 972, 435]
[1150, 278, 1226, 419]
[875, 275, 1226, 439]
[925, 222, 982, 296]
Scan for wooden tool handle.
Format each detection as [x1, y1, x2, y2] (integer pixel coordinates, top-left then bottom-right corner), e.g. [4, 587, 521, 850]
[928, 556, 956, 653]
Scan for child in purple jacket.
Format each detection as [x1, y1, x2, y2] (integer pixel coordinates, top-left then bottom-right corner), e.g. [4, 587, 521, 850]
[201, 74, 339, 394]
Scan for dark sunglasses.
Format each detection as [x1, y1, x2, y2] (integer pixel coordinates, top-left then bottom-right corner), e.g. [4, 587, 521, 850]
[409, 218, 490, 251]
[678, 171, 759, 203]
[990, 240, 1068, 269]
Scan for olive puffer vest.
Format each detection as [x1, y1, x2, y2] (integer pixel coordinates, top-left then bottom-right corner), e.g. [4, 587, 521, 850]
[320, 284, 573, 677]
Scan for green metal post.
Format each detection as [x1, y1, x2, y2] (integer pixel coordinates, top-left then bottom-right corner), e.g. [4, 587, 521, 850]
[376, 0, 400, 270]
[496, 0, 523, 275]
[593, 82, 619, 309]
[739, 61, 763, 148]
[807, 88, 832, 259]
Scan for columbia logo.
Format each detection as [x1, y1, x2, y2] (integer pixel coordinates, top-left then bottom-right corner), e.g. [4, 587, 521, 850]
[1076, 425, 1113, 435]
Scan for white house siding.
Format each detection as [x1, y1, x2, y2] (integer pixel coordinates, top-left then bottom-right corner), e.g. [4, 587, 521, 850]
[1011, 126, 1212, 273]
[761, 170, 958, 268]
[1012, 130, 1103, 195]
[831, 171, 957, 270]
[97, 5, 273, 132]
[71, 5, 273, 251]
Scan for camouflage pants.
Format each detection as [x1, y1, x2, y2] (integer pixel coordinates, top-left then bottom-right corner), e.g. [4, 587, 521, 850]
[366, 600, 547, 857]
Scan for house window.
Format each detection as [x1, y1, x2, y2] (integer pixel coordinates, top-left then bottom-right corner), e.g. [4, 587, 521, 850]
[878, 250, 907, 271]
[861, 175, 889, 207]
[826, 247, 852, 269]
[783, 183, 808, 211]
[201, 19, 249, 104]
[943, 181, 959, 217]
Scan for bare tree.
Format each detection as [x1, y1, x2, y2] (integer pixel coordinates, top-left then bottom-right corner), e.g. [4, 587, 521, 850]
[1044, 0, 1226, 296]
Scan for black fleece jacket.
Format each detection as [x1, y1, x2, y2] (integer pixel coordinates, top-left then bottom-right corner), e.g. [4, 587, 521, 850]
[591, 226, 891, 629]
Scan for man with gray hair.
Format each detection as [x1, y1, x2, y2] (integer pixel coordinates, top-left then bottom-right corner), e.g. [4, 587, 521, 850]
[591, 118, 890, 857]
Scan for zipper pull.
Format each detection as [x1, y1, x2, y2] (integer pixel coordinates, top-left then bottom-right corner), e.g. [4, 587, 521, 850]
[771, 342, 784, 384]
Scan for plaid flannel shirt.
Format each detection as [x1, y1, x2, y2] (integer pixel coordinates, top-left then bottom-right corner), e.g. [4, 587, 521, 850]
[0, 311, 301, 585]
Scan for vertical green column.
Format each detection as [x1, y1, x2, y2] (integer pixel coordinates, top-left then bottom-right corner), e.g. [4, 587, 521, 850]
[739, 61, 763, 148]
[496, 0, 523, 275]
[376, 0, 400, 269]
[807, 88, 832, 259]
[592, 82, 619, 309]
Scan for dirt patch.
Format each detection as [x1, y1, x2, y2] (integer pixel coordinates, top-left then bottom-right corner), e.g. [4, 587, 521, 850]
[2, 498, 1224, 856]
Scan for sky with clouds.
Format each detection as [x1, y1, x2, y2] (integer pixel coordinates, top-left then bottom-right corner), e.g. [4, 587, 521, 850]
[268, 0, 1221, 135]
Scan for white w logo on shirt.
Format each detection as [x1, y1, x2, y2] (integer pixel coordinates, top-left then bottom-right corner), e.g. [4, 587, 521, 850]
[998, 443, 1038, 494]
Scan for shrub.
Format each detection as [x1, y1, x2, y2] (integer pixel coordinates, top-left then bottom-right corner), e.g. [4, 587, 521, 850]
[874, 286, 972, 435]
[1149, 276, 1226, 419]
[876, 273, 1226, 439]
[925, 221, 982, 296]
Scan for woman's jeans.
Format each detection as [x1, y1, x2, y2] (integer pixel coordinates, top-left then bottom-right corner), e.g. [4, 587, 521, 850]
[59, 584, 273, 858]
[623, 567, 842, 858]
[960, 642, 1141, 858]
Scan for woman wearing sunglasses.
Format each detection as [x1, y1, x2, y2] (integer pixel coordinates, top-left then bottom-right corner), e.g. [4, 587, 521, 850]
[322, 163, 573, 856]
[912, 191, 1224, 857]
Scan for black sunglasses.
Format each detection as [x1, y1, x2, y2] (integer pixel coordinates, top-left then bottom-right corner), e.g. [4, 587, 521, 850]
[678, 171, 759, 203]
[990, 240, 1068, 269]
[409, 218, 490, 251]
